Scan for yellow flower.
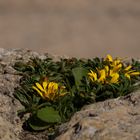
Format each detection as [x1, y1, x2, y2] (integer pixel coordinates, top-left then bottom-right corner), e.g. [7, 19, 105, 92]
[89, 55, 140, 84]
[113, 59, 121, 66]
[88, 67, 120, 84]
[109, 72, 119, 83]
[124, 65, 140, 79]
[104, 54, 122, 71]
[88, 70, 97, 82]
[112, 63, 122, 72]
[105, 54, 113, 62]
[98, 69, 106, 83]
[124, 65, 132, 71]
[104, 65, 109, 74]
[32, 80, 66, 101]
[124, 70, 140, 79]
[128, 71, 140, 76]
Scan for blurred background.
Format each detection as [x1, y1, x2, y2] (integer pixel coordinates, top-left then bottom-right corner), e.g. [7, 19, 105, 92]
[0, 0, 140, 58]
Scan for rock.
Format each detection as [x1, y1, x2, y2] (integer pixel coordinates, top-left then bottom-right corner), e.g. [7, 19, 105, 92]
[0, 48, 140, 140]
[0, 48, 48, 140]
[0, 73, 22, 140]
[56, 91, 140, 140]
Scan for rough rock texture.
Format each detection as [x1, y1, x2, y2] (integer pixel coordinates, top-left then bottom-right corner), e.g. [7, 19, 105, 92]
[0, 48, 49, 140]
[56, 91, 140, 140]
[0, 48, 140, 140]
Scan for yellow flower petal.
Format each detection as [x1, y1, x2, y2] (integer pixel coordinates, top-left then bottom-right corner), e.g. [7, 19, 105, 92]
[125, 70, 140, 79]
[53, 83, 58, 92]
[124, 65, 132, 71]
[105, 66, 109, 73]
[48, 82, 54, 94]
[32, 86, 45, 99]
[125, 73, 131, 79]
[129, 72, 140, 76]
[90, 70, 94, 73]
[43, 81, 48, 90]
[50, 83, 58, 95]
[88, 70, 97, 81]
[109, 69, 113, 76]
[113, 59, 121, 66]
[105, 54, 113, 62]
[98, 69, 106, 83]
[35, 83, 45, 92]
[113, 63, 122, 72]
[110, 73, 119, 83]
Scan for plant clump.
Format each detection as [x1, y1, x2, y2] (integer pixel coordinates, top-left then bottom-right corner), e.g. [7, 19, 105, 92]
[13, 54, 140, 137]
[88, 55, 140, 84]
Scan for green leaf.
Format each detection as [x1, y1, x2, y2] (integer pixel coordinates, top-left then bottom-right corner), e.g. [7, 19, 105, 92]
[72, 67, 88, 89]
[37, 106, 61, 123]
[28, 115, 50, 131]
[14, 91, 29, 107]
[14, 62, 27, 72]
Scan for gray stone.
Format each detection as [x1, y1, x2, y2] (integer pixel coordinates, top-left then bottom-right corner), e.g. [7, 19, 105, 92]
[0, 48, 47, 140]
[0, 48, 140, 140]
[56, 91, 140, 140]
